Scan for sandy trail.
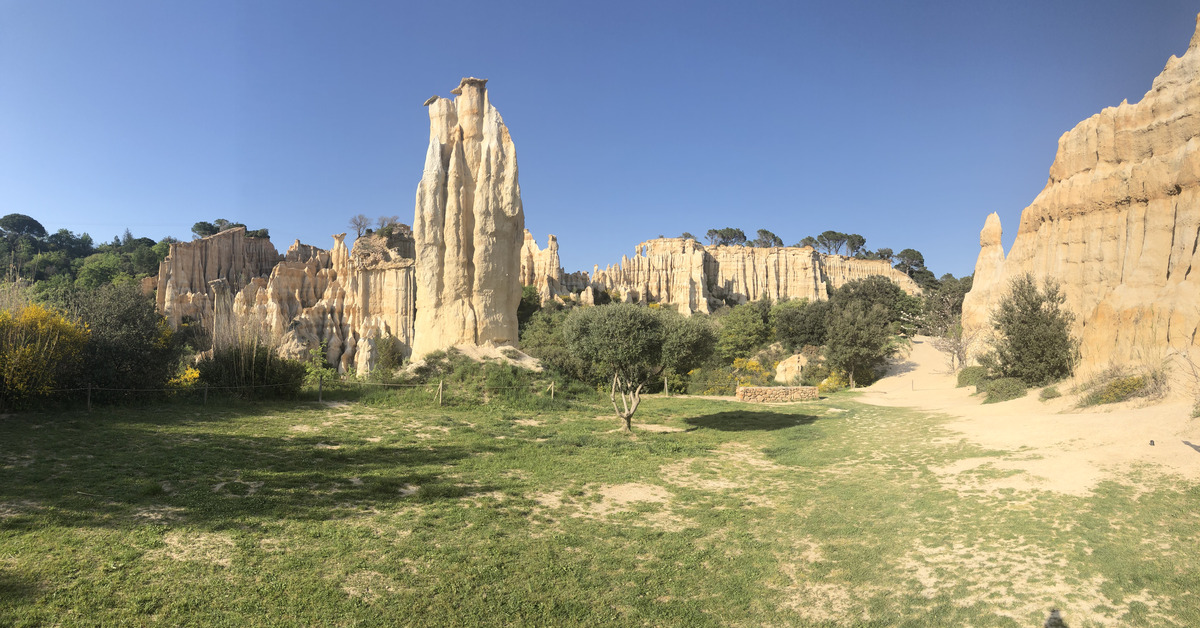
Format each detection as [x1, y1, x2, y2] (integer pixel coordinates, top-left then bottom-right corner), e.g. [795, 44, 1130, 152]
[856, 337, 1200, 495]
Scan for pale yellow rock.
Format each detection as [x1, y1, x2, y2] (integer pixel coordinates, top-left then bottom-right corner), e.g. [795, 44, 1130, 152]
[156, 227, 281, 329]
[584, 238, 919, 315]
[962, 14, 1200, 372]
[412, 78, 525, 358]
[774, 354, 809, 384]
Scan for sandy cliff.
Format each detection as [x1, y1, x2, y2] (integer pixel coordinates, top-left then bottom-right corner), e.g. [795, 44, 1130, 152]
[962, 14, 1200, 371]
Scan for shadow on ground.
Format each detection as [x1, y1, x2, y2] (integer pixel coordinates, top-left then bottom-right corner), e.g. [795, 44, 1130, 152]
[685, 410, 819, 432]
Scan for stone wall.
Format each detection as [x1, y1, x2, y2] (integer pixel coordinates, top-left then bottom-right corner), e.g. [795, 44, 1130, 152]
[735, 386, 819, 403]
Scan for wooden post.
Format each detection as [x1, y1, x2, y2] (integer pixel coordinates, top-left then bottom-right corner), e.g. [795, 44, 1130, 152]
[318, 375, 323, 403]
[550, 380, 555, 401]
[437, 379, 443, 406]
[87, 383, 92, 413]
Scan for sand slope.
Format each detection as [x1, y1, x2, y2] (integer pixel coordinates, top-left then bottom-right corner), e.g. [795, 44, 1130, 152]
[856, 337, 1200, 495]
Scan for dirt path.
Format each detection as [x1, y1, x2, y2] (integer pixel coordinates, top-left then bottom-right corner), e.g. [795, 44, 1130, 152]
[856, 337, 1200, 495]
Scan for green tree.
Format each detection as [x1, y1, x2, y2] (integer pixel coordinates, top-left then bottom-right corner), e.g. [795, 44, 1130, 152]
[824, 301, 896, 388]
[815, 230, 848, 255]
[705, 227, 747, 247]
[517, 284, 542, 330]
[680, 232, 697, 241]
[795, 236, 818, 249]
[771, 298, 830, 351]
[521, 307, 592, 383]
[715, 300, 771, 362]
[75, 253, 131, 290]
[0, 214, 47, 242]
[845, 233, 866, 257]
[658, 308, 716, 393]
[830, 276, 920, 325]
[750, 229, 784, 248]
[563, 304, 710, 431]
[981, 274, 1077, 386]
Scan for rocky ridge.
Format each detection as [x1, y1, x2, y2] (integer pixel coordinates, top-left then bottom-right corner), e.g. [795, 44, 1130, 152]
[962, 14, 1200, 370]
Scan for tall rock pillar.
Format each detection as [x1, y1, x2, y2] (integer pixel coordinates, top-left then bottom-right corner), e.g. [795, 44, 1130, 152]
[412, 78, 525, 357]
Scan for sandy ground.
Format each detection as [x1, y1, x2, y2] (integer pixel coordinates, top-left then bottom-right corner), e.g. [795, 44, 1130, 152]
[856, 337, 1200, 495]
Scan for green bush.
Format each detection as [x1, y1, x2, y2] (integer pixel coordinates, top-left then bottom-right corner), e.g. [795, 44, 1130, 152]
[981, 274, 1077, 386]
[1039, 385, 1062, 401]
[1082, 376, 1146, 406]
[981, 377, 1027, 404]
[196, 340, 306, 399]
[0, 303, 89, 408]
[957, 366, 989, 388]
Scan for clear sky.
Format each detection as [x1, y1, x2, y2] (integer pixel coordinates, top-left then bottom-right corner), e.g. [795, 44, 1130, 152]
[2, 1, 1198, 278]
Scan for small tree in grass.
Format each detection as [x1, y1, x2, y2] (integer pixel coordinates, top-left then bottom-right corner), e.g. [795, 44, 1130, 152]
[980, 273, 1077, 386]
[824, 301, 896, 388]
[563, 303, 712, 431]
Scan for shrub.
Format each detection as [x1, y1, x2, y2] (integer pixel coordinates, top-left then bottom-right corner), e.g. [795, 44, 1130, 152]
[981, 377, 1027, 403]
[0, 304, 89, 407]
[686, 358, 773, 395]
[981, 274, 1077, 386]
[957, 366, 989, 388]
[196, 339, 306, 399]
[1039, 385, 1061, 401]
[824, 301, 897, 388]
[1082, 376, 1146, 406]
[715, 300, 771, 362]
[818, 370, 849, 394]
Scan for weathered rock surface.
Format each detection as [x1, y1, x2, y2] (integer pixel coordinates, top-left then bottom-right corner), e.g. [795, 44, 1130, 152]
[412, 78, 525, 357]
[158, 229, 417, 374]
[575, 238, 920, 314]
[774, 354, 809, 384]
[156, 228, 281, 329]
[520, 231, 588, 303]
[962, 15, 1200, 371]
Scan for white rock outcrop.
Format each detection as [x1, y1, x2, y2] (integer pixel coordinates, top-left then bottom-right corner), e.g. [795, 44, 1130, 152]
[412, 78, 525, 357]
[962, 14, 1200, 371]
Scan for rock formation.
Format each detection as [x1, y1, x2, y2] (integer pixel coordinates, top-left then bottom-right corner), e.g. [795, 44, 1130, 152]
[532, 237, 921, 315]
[962, 15, 1200, 371]
[412, 77, 525, 357]
[155, 228, 281, 329]
[157, 228, 417, 374]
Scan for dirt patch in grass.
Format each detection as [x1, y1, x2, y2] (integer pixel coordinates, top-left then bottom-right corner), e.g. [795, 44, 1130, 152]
[152, 531, 236, 567]
[342, 570, 399, 603]
[778, 560, 868, 624]
[638, 424, 684, 433]
[289, 424, 318, 433]
[133, 505, 186, 523]
[533, 483, 692, 530]
[513, 418, 542, 427]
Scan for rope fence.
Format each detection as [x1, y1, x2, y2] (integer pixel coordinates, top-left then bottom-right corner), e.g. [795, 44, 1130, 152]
[47, 376, 558, 411]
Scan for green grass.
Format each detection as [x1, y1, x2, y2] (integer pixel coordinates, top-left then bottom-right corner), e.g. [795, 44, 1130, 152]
[2, 394, 1198, 626]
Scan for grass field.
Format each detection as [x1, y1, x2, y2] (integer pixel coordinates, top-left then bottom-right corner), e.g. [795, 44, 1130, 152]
[1, 392, 1197, 626]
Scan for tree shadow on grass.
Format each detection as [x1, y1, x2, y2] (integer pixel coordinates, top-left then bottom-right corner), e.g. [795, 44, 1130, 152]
[0, 402, 504, 531]
[684, 410, 819, 432]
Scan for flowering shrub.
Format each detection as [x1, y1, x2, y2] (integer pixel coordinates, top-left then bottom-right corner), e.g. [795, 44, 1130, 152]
[0, 304, 88, 407]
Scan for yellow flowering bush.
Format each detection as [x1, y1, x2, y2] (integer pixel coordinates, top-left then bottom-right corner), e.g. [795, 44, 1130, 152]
[0, 304, 89, 406]
[168, 366, 201, 390]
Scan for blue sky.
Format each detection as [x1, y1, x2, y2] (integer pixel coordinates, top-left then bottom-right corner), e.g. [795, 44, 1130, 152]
[2, 1, 1197, 278]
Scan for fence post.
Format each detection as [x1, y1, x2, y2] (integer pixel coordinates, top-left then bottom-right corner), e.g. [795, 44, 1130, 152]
[318, 374, 323, 403]
[87, 383, 92, 413]
[437, 379, 443, 406]
[203, 384, 208, 406]
[550, 380, 555, 401]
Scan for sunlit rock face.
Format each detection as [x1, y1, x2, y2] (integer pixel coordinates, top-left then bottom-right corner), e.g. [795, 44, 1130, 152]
[157, 229, 416, 374]
[567, 238, 920, 315]
[962, 15, 1200, 371]
[412, 77, 525, 358]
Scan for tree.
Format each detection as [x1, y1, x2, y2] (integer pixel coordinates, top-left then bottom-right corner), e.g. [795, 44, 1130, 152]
[893, 248, 925, 278]
[830, 276, 921, 326]
[845, 233, 866, 257]
[658, 309, 716, 394]
[517, 284, 542, 330]
[376, 215, 401, 230]
[873, 247, 894, 263]
[981, 274, 1077, 386]
[750, 229, 784, 248]
[715, 300, 771, 362]
[350, 214, 372, 238]
[825, 301, 896, 388]
[771, 299, 830, 351]
[0, 214, 47, 242]
[795, 235, 818, 249]
[563, 304, 710, 431]
[924, 274, 976, 371]
[815, 230, 848, 255]
[191, 221, 218, 239]
[680, 232, 697, 241]
[705, 227, 747, 247]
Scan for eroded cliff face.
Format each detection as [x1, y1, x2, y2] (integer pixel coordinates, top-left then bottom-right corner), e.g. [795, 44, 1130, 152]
[156, 228, 281, 329]
[412, 78, 525, 357]
[962, 15, 1200, 370]
[523, 236, 921, 314]
[158, 229, 417, 374]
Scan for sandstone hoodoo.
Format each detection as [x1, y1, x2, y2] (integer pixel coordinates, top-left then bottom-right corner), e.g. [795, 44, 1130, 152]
[962, 14, 1200, 371]
[521, 235, 921, 314]
[412, 78, 525, 358]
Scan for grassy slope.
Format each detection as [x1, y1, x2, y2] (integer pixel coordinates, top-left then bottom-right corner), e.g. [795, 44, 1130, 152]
[1, 395, 1197, 627]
